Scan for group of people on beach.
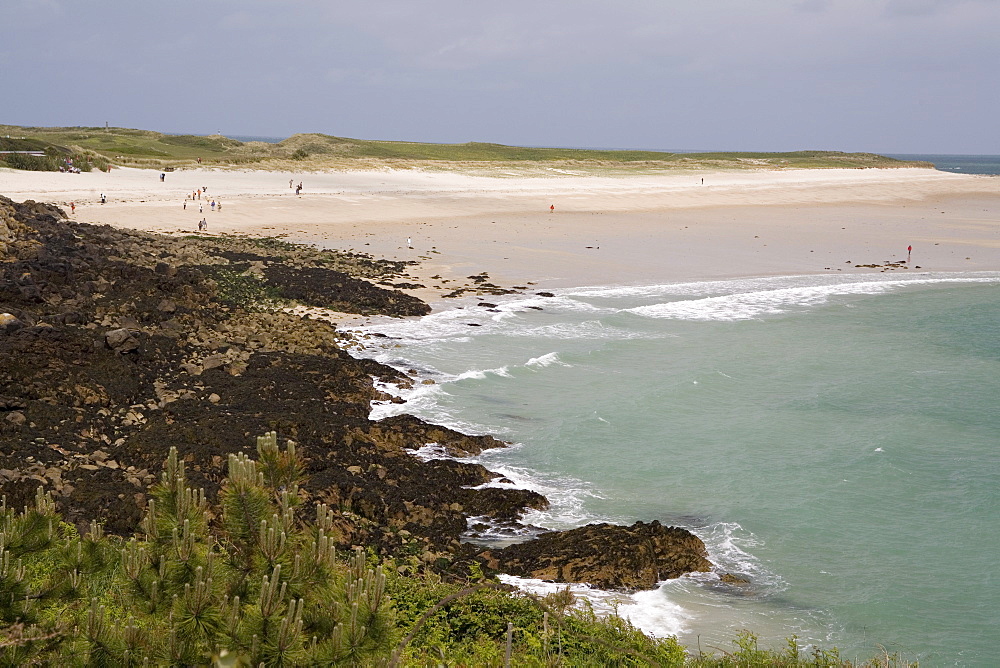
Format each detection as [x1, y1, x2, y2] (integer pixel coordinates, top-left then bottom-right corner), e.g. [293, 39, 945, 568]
[178, 183, 220, 228]
[187, 186, 210, 200]
[290, 179, 304, 195]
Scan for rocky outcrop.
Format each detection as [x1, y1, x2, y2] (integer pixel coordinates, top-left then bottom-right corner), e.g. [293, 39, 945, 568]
[0, 194, 722, 589]
[486, 520, 713, 591]
[360, 414, 507, 457]
[0, 198, 30, 256]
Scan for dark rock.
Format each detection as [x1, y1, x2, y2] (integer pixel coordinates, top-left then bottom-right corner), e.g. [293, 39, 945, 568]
[263, 264, 430, 316]
[718, 573, 751, 585]
[492, 520, 712, 591]
[462, 486, 549, 520]
[0, 396, 27, 411]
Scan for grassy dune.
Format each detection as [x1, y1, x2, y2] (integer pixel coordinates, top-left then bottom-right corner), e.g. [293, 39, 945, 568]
[1, 124, 933, 173]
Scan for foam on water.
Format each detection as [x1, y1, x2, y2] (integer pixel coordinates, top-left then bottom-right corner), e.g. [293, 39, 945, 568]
[525, 352, 567, 368]
[356, 273, 1000, 348]
[351, 271, 1000, 664]
[496, 574, 694, 638]
[564, 271, 1000, 301]
[472, 453, 608, 530]
[629, 276, 1000, 321]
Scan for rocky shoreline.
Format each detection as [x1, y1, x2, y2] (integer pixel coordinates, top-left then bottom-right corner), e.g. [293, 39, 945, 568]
[1, 195, 729, 592]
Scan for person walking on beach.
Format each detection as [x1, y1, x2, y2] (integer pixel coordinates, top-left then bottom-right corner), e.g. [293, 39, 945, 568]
[211, 200, 216, 211]
[183, 201, 187, 210]
[289, 179, 293, 189]
[907, 245, 912, 262]
[70, 202, 75, 214]
[217, 200, 222, 212]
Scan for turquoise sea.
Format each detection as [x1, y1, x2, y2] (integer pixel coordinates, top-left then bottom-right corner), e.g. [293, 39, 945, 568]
[354, 272, 1000, 666]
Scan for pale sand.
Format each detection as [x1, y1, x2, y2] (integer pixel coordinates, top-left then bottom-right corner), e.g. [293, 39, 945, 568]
[3, 165, 999, 311]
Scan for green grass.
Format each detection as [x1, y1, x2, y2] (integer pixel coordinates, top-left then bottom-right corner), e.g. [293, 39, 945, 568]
[1, 123, 934, 171]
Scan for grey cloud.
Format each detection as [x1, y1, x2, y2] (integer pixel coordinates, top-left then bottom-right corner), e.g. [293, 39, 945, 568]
[1, 0, 997, 152]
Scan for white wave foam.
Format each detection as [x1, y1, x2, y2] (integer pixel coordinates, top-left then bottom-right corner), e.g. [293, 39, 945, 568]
[471, 455, 606, 529]
[454, 365, 512, 381]
[496, 293, 609, 314]
[368, 378, 447, 420]
[497, 574, 692, 638]
[623, 275, 1000, 321]
[410, 442, 450, 461]
[564, 271, 1000, 303]
[692, 521, 781, 588]
[517, 320, 647, 340]
[525, 352, 568, 368]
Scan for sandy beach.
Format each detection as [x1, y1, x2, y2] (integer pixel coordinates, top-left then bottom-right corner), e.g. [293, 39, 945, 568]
[3, 165, 998, 306]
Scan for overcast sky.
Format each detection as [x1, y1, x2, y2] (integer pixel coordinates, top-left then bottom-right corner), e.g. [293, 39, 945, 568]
[3, 0, 998, 153]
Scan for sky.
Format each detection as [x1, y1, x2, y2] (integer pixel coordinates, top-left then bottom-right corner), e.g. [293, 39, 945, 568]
[3, 0, 999, 154]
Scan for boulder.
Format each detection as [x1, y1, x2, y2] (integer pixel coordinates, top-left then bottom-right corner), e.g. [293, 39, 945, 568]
[0, 313, 25, 335]
[491, 520, 712, 591]
[105, 328, 139, 353]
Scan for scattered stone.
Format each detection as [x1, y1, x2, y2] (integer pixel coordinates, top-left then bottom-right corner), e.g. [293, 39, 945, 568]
[105, 328, 139, 353]
[0, 312, 25, 334]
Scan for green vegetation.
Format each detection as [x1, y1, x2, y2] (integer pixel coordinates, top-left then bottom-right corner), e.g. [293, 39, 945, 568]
[1, 124, 933, 172]
[1, 134, 112, 172]
[205, 266, 285, 310]
[1, 433, 917, 666]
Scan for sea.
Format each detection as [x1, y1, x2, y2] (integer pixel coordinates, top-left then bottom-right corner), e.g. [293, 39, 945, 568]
[351, 272, 1000, 666]
[886, 154, 1000, 177]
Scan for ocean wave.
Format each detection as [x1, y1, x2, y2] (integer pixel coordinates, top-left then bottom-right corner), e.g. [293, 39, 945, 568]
[438, 447, 611, 531]
[563, 271, 1000, 303]
[690, 522, 781, 589]
[515, 320, 649, 340]
[454, 366, 512, 380]
[525, 352, 568, 368]
[623, 274, 1000, 321]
